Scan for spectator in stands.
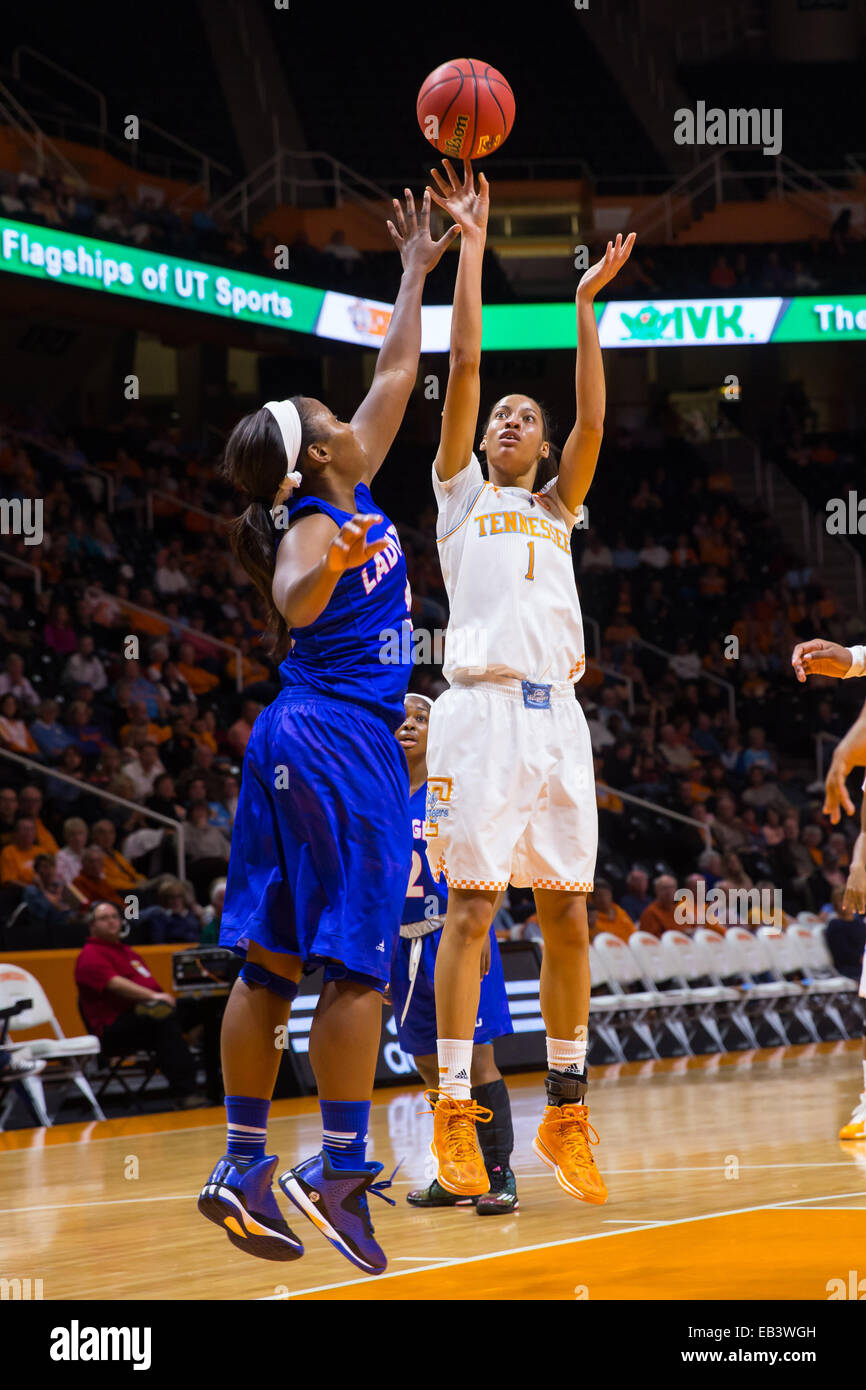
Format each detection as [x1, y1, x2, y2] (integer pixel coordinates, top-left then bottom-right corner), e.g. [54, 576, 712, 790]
[322, 228, 363, 273]
[31, 698, 76, 762]
[176, 640, 220, 696]
[0, 786, 18, 843]
[0, 817, 40, 886]
[16, 786, 59, 853]
[89, 820, 146, 897]
[227, 700, 262, 757]
[709, 254, 737, 289]
[710, 795, 750, 855]
[0, 653, 39, 709]
[63, 635, 108, 693]
[64, 701, 110, 759]
[122, 741, 167, 800]
[22, 854, 81, 936]
[639, 874, 680, 938]
[184, 802, 230, 867]
[44, 745, 88, 808]
[74, 899, 206, 1108]
[43, 602, 78, 656]
[690, 711, 721, 758]
[176, 744, 223, 800]
[695, 848, 723, 888]
[141, 878, 202, 944]
[123, 661, 166, 720]
[199, 876, 226, 945]
[72, 845, 124, 907]
[825, 887, 866, 981]
[740, 765, 791, 816]
[146, 772, 186, 822]
[620, 868, 651, 922]
[657, 722, 694, 774]
[155, 554, 190, 596]
[741, 727, 774, 773]
[0, 694, 39, 754]
[580, 534, 613, 571]
[55, 817, 88, 888]
[589, 878, 634, 942]
[773, 816, 818, 907]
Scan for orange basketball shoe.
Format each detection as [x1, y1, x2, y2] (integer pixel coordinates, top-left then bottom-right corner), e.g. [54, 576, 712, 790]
[425, 1090, 492, 1197]
[839, 1092, 866, 1140]
[533, 1104, 608, 1204]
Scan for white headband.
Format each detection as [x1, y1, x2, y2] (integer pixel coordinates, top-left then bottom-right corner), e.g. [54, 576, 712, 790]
[406, 693, 434, 709]
[263, 399, 303, 474]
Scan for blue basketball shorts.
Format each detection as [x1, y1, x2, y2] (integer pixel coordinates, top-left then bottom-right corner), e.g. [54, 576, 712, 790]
[389, 924, 513, 1056]
[220, 691, 411, 990]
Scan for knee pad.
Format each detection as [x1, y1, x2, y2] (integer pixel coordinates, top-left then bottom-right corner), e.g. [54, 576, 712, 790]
[239, 960, 299, 1003]
[322, 961, 385, 994]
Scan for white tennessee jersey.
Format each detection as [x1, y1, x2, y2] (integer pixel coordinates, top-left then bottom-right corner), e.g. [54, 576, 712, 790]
[433, 453, 586, 686]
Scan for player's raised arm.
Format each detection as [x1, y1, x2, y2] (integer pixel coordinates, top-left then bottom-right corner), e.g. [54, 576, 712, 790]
[843, 794, 866, 912]
[824, 696, 866, 823]
[352, 189, 459, 485]
[557, 233, 635, 515]
[427, 160, 489, 482]
[272, 511, 389, 632]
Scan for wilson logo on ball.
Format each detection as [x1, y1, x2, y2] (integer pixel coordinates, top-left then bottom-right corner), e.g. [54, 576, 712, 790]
[417, 58, 515, 160]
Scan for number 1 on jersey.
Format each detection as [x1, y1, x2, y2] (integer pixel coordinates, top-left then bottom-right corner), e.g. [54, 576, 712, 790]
[525, 540, 535, 581]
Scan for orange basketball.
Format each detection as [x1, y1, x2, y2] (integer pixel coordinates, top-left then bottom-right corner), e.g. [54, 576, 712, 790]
[416, 58, 515, 160]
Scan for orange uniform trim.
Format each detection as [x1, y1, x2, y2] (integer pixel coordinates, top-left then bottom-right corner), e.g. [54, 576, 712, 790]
[532, 878, 594, 893]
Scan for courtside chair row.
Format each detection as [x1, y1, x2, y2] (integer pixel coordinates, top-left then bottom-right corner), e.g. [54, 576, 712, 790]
[588, 922, 860, 1061]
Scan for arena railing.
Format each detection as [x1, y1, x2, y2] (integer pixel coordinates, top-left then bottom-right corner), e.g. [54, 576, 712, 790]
[0, 746, 187, 881]
[595, 780, 713, 852]
[626, 636, 736, 721]
[0, 551, 42, 594]
[105, 593, 245, 695]
[143, 491, 229, 532]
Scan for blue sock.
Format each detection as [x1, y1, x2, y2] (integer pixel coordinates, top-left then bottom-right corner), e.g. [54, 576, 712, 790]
[225, 1095, 270, 1163]
[320, 1099, 370, 1170]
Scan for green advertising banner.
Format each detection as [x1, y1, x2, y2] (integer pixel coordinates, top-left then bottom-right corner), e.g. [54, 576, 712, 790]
[2, 217, 865, 351]
[0, 219, 325, 331]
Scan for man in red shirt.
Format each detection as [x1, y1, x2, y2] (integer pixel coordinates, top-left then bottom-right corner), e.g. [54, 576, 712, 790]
[74, 900, 206, 1108]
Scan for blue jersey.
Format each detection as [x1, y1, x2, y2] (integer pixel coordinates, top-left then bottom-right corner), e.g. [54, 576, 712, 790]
[403, 781, 448, 925]
[279, 482, 413, 731]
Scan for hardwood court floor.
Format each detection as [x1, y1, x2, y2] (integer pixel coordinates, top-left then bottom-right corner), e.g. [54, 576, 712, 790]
[2, 1041, 865, 1301]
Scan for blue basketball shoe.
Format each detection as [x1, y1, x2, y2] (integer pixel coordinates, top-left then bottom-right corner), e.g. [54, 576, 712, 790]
[198, 1153, 304, 1261]
[278, 1150, 397, 1275]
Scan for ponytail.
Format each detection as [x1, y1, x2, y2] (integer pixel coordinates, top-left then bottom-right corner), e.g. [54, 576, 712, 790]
[220, 396, 319, 661]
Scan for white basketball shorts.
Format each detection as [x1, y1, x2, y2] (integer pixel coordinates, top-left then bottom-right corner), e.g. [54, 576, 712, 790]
[423, 678, 597, 892]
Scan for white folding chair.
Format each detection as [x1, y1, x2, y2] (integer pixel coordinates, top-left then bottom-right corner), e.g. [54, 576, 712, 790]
[591, 932, 668, 1060]
[755, 927, 822, 1043]
[659, 930, 744, 1053]
[588, 942, 634, 1063]
[625, 930, 701, 1056]
[0, 964, 105, 1128]
[786, 923, 858, 1038]
[692, 928, 761, 1049]
[723, 928, 800, 1046]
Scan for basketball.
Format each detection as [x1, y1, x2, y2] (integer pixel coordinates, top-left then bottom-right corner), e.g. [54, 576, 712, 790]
[416, 58, 515, 160]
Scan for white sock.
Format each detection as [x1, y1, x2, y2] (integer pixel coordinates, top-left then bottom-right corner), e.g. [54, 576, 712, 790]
[547, 1036, 588, 1075]
[437, 1038, 474, 1100]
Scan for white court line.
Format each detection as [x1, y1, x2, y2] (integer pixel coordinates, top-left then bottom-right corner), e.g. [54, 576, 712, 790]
[392, 1256, 461, 1263]
[274, 1188, 866, 1299]
[2, 1161, 863, 1219]
[771, 1188, 866, 1208]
